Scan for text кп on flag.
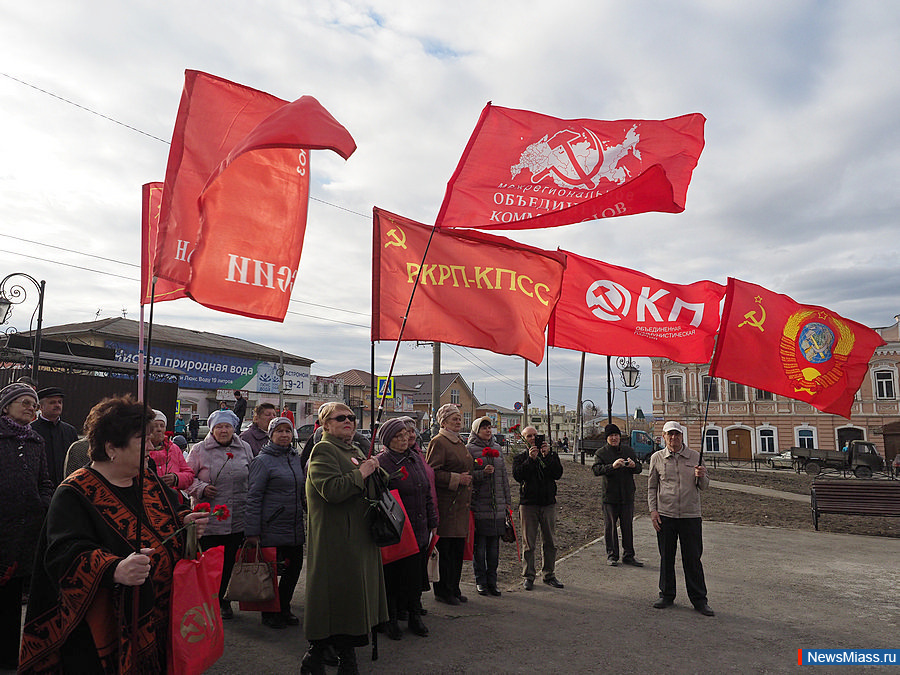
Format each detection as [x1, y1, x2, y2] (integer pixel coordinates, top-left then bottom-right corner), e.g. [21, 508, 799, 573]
[435, 103, 705, 231]
[372, 208, 567, 365]
[709, 278, 886, 418]
[548, 251, 725, 363]
[153, 70, 356, 321]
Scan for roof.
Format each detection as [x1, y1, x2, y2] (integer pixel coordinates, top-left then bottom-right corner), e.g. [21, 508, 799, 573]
[393, 373, 479, 406]
[328, 369, 371, 387]
[0, 346, 182, 376]
[479, 402, 521, 415]
[36, 318, 313, 366]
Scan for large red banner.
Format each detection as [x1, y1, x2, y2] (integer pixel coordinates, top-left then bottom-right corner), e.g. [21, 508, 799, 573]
[372, 208, 566, 365]
[140, 182, 186, 305]
[548, 251, 724, 363]
[435, 104, 705, 231]
[709, 278, 886, 418]
[153, 71, 356, 320]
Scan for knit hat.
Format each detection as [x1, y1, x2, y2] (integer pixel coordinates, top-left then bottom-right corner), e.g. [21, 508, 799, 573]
[604, 423, 621, 436]
[37, 386, 65, 400]
[436, 403, 460, 427]
[470, 415, 493, 436]
[207, 409, 239, 430]
[153, 409, 167, 426]
[267, 416, 294, 437]
[0, 382, 38, 414]
[378, 418, 408, 448]
[171, 435, 188, 449]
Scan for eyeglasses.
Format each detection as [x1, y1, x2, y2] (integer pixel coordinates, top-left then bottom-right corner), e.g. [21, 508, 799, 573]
[330, 414, 356, 423]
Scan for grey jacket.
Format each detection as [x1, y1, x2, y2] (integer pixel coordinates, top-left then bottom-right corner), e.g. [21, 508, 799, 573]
[466, 438, 512, 536]
[186, 433, 254, 535]
[245, 441, 306, 547]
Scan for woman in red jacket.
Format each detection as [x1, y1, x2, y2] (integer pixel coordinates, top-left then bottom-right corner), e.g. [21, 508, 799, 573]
[147, 410, 194, 502]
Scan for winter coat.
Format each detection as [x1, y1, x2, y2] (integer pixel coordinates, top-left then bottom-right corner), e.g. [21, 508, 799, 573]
[466, 437, 512, 536]
[591, 443, 642, 504]
[304, 432, 388, 641]
[186, 433, 253, 535]
[0, 415, 53, 578]
[148, 438, 195, 490]
[512, 448, 563, 506]
[376, 448, 438, 550]
[245, 441, 306, 547]
[31, 415, 78, 486]
[426, 431, 473, 538]
[240, 423, 269, 457]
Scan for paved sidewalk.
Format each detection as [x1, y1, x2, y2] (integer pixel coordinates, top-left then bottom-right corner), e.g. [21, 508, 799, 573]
[708, 479, 809, 502]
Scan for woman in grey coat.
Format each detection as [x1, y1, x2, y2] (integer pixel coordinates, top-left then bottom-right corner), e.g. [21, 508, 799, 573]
[245, 417, 306, 629]
[466, 416, 511, 597]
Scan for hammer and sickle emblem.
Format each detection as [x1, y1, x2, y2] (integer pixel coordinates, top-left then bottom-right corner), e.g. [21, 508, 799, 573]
[738, 295, 766, 332]
[384, 228, 407, 249]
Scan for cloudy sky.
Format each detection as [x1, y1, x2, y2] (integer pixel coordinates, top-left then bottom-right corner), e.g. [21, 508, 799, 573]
[1, 1, 898, 418]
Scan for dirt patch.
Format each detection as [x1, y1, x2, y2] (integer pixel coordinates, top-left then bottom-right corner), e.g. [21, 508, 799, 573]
[490, 455, 900, 586]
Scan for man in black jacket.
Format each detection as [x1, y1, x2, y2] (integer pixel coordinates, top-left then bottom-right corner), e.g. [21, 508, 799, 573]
[31, 387, 79, 486]
[592, 423, 643, 567]
[513, 427, 564, 591]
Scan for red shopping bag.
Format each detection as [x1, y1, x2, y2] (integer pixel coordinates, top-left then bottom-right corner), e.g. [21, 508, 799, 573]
[380, 490, 419, 564]
[169, 545, 225, 675]
[237, 545, 281, 613]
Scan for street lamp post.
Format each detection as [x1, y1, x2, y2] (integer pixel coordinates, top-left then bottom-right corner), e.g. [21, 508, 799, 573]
[0, 273, 46, 384]
[580, 398, 596, 464]
[616, 357, 641, 437]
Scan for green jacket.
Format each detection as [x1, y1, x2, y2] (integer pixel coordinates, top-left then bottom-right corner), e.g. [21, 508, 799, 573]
[304, 432, 387, 641]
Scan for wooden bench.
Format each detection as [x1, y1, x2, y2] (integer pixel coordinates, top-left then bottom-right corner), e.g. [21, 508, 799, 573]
[810, 478, 900, 530]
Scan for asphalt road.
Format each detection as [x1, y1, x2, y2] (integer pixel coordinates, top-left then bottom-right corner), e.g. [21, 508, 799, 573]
[208, 515, 899, 674]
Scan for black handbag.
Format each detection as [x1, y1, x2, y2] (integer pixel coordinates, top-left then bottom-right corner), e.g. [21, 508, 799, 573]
[366, 469, 406, 547]
[501, 509, 517, 543]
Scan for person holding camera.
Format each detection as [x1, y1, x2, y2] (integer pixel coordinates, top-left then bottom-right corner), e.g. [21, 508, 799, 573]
[512, 426, 564, 591]
[591, 423, 643, 567]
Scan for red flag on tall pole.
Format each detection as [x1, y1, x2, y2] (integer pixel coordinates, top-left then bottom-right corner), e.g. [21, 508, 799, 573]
[709, 278, 886, 418]
[140, 182, 186, 305]
[153, 71, 356, 320]
[435, 104, 705, 231]
[372, 208, 566, 365]
[548, 251, 724, 363]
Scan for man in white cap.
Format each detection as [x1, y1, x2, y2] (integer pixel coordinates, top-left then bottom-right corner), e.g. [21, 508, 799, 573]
[647, 421, 714, 616]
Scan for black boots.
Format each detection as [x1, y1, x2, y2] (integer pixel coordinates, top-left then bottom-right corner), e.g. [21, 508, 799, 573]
[336, 647, 359, 675]
[408, 610, 429, 637]
[300, 645, 327, 675]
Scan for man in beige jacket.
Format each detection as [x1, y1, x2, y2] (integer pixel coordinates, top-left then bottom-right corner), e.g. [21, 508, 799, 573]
[647, 421, 714, 616]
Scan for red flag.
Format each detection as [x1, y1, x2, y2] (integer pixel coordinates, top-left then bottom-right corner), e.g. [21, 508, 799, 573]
[155, 71, 286, 287]
[548, 252, 724, 363]
[372, 208, 566, 364]
[435, 104, 705, 231]
[709, 278, 886, 418]
[140, 182, 186, 305]
[154, 71, 356, 320]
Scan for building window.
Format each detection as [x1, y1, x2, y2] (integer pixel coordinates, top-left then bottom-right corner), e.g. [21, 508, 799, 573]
[312, 382, 319, 394]
[451, 388, 460, 404]
[463, 413, 472, 428]
[758, 428, 776, 453]
[875, 370, 896, 399]
[728, 382, 746, 401]
[755, 389, 773, 401]
[797, 428, 815, 449]
[704, 428, 722, 454]
[702, 376, 718, 402]
[667, 376, 684, 403]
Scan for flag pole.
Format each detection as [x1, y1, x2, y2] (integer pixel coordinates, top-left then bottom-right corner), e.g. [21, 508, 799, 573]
[372, 216, 440, 454]
[545, 343, 552, 448]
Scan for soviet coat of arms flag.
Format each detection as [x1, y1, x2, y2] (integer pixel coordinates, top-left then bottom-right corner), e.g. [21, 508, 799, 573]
[548, 251, 725, 363]
[154, 70, 356, 321]
[372, 208, 566, 365]
[435, 104, 706, 230]
[709, 278, 886, 418]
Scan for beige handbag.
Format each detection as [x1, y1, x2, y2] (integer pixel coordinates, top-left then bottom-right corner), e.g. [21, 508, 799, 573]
[224, 542, 276, 602]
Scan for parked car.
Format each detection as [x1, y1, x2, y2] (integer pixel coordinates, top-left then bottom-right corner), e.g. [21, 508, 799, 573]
[765, 451, 795, 469]
[297, 423, 316, 442]
[358, 428, 373, 441]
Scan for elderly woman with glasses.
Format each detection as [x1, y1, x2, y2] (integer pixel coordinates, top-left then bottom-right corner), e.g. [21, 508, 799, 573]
[0, 383, 52, 670]
[425, 403, 473, 606]
[302, 403, 387, 675]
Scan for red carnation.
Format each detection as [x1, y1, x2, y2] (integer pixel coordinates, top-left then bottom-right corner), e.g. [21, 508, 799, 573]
[226, 452, 234, 459]
[193, 502, 211, 513]
[474, 457, 484, 467]
[399, 466, 409, 480]
[483, 448, 500, 458]
[212, 504, 230, 521]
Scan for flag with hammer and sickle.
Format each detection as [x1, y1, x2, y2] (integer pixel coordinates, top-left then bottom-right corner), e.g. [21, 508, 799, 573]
[710, 278, 885, 418]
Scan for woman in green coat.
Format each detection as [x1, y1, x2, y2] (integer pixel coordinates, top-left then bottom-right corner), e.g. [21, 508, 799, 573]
[302, 403, 388, 675]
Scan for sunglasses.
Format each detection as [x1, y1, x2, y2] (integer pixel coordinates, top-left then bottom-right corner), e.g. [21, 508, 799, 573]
[330, 414, 356, 423]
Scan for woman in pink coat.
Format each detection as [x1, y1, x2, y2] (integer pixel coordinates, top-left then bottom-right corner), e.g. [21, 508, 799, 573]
[147, 410, 194, 500]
